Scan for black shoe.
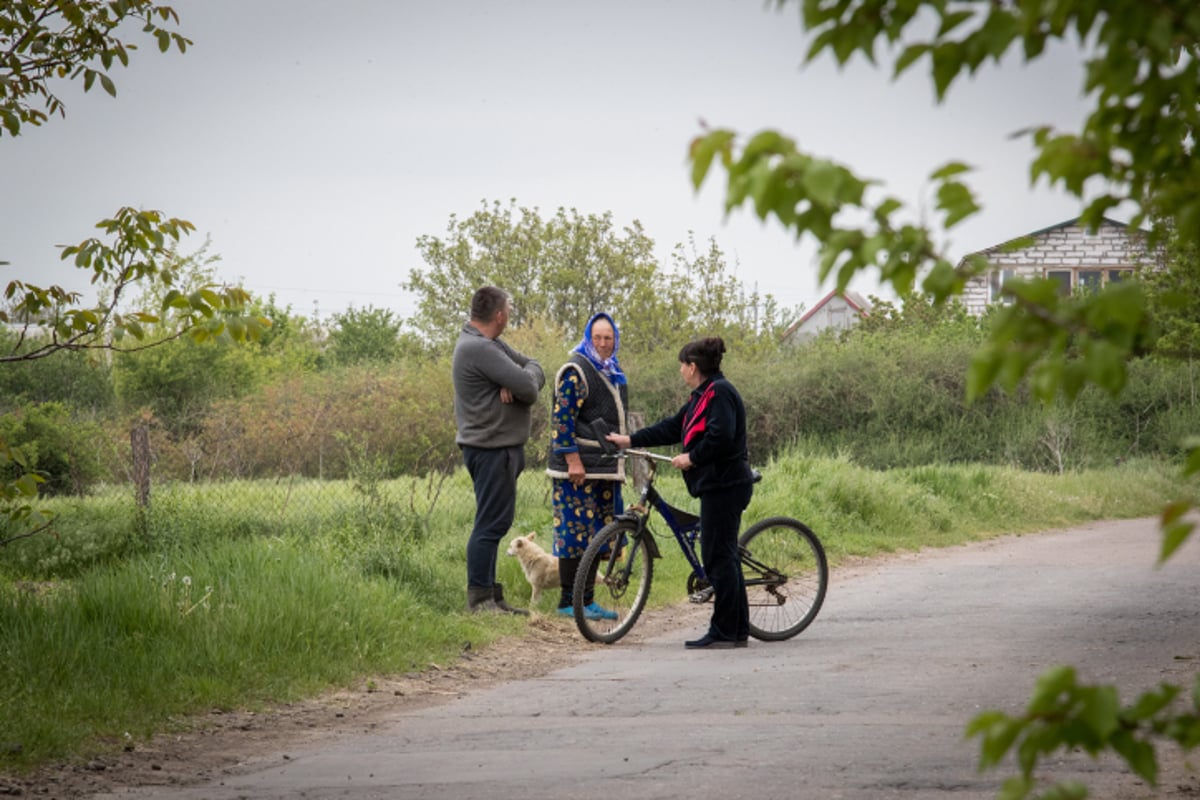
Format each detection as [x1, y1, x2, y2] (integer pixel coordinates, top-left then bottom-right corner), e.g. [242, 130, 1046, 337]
[734, 638, 749, 648]
[684, 634, 737, 650]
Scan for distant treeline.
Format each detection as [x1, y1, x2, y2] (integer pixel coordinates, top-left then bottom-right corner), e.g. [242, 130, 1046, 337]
[1, 296, 1197, 496]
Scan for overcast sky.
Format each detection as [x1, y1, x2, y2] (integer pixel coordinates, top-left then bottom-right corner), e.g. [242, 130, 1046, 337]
[2, 0, 1095, 324]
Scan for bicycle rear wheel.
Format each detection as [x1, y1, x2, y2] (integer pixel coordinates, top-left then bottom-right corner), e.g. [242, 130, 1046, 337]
[573, 519, 653, 644]
[739, 516, 828, 641]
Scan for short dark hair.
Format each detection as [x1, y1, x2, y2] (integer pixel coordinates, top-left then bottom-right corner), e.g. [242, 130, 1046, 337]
[470, 286, 509, 322]
[678, 337, 726, 376]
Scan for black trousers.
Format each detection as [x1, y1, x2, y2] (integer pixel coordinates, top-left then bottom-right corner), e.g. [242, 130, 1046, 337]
[699, 481, 753, 641]
[462, 444, 524, 589]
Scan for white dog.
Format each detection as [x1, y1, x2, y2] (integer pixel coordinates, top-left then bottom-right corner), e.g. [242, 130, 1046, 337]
[504, 531, 559, 604]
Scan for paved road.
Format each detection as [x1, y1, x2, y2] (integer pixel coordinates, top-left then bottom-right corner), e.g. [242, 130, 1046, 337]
[104, 518, 1199, 799]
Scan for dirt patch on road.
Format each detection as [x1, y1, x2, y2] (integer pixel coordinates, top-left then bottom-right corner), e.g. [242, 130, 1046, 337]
[2, 604, 710, 799]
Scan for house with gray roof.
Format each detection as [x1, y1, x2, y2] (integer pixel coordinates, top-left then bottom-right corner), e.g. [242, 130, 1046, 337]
[959, 217, 1162, 316]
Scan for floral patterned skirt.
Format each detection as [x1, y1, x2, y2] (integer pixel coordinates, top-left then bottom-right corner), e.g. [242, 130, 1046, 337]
[551, 478, 624, 559]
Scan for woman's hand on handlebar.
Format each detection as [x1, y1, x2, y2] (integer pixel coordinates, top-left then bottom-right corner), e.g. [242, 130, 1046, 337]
[671, 452, 693, 471]
[606, 433, 631, 450]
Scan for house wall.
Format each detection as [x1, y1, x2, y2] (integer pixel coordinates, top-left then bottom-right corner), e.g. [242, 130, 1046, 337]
[961, 220, 1156, 316]
[783, 296, 862, 345]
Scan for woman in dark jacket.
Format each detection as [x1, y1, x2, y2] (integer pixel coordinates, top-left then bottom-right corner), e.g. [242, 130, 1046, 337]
[607, 337, 755, 649]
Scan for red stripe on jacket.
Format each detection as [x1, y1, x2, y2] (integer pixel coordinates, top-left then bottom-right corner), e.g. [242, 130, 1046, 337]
[683, 385, 715, 448]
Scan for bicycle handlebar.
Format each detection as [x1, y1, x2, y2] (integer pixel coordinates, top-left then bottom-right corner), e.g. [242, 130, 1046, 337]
[620, 448, 675, 464]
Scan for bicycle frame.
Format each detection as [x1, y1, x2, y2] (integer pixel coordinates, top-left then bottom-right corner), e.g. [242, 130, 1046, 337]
[619, 449, 708, 590]
[576, 449, 828, 644]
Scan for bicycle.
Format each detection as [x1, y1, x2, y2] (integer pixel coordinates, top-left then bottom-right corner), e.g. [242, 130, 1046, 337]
[572, 448, 829, 644]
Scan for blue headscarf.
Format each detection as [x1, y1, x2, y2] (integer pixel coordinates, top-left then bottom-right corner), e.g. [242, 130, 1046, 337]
[573, 312, 627, 386]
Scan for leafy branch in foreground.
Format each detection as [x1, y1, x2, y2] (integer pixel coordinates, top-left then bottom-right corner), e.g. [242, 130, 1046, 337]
[966, 667, 1200, 800]
[692, 1, 1200, 795]
[0, 437, 50, 548]
[2, 207, 267, 362]
[0, 0, 190, 137]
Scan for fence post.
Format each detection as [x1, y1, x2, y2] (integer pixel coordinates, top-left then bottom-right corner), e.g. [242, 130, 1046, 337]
[131, 424, 151, 508]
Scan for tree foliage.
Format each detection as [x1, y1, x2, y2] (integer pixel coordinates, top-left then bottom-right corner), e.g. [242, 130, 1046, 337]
[326, 306, 403, 366]
[404, 199, 800, 354]
[405, 200, 660, 346]
[1142, 222, 1200, 367]
[688, 0, 1200, 794]
[0, 328, 113, 413]
[0, 0, 189, 137]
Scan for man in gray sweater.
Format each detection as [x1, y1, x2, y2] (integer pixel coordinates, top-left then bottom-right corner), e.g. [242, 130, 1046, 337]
[453, 286, 545, 614]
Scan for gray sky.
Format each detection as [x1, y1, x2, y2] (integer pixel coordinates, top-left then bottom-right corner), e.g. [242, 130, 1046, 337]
[2, 0, 1094, 324]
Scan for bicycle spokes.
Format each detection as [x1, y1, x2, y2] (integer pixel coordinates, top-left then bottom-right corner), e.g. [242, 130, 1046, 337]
[739, 517, 829, 641]
[574, 521, 654, 644]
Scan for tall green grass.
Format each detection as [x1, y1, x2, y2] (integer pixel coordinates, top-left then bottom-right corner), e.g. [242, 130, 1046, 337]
[0, 451, 1194, 772]
[0, 538, 526, 767]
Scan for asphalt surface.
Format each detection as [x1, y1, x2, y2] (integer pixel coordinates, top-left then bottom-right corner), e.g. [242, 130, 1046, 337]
[100, 517, 1199, 799]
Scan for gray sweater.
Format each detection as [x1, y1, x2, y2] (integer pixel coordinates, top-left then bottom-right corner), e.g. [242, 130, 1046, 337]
[452, 322, 545, 449]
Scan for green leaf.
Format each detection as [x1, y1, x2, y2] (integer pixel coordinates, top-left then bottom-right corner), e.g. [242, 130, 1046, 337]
[930, 161, 973, 181]
[803, 161, 843, 208]
[937, 10, 974, 37]
[997, 775, 1033, 800]
[14, 473, 41, 496]
[1028, 666, 1077, 715]
[1078, 685, 1120, 740]
[1183, 443, 1200, 477]
[1160, 515, 1194, 564]
[967, 348, 1002, 401]
[931, 43, 964, 100]
[1109, 731, 1158, 785]
[1039, 780, 1088, 800]
[1125, 685, 1180, 721]
[936, 179, 981, 228]
[894, 44, 928, 76]
[689, 130, 734, 191]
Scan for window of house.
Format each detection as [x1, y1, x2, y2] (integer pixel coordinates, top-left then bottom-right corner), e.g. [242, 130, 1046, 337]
[988, 269, 1015, 303]
[1078, 270, 1103, 292]
[1047, 270, 1072, 296]
[1043, 267, 1135, 295]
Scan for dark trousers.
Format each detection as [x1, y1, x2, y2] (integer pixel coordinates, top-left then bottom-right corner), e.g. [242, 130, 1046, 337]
[462, 444, 525, 589]
[699, 482, 753, 641]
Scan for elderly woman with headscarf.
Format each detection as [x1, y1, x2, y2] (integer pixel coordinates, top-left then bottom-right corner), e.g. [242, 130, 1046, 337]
[545, 312, 628, 620]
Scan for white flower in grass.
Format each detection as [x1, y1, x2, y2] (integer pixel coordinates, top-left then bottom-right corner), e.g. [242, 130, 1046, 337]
[182, 576, 192, 587]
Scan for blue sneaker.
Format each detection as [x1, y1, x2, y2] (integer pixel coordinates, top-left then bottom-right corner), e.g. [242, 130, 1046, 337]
[583, 602, 618, 621]
[556, 606, 573, 617]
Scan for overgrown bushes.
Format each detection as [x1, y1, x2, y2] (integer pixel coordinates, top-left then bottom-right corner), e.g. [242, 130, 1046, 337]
[0, 402, 105, 496]
[3, 310, 1199, 496]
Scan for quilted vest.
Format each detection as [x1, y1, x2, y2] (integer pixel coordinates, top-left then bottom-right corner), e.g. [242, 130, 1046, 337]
[545, 353, 628, 480]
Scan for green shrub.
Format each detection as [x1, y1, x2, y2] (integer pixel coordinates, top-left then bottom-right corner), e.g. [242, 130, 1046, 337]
[0, 402, 105, 496]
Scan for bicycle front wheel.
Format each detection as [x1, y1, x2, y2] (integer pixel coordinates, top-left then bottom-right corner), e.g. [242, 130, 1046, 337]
[739, 516, 828, 641]
[573, 519, 653, 644]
